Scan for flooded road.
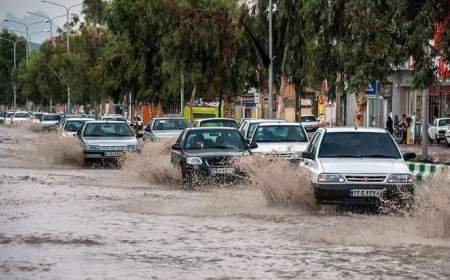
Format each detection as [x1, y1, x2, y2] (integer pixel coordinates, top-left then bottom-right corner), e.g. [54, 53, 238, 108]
[1, 126, 450, 279]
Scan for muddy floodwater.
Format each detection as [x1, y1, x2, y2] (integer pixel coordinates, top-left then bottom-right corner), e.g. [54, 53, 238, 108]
[1, 126, 450, 279]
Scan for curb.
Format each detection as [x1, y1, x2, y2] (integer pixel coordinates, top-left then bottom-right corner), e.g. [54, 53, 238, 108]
[408, 162, 448, 181]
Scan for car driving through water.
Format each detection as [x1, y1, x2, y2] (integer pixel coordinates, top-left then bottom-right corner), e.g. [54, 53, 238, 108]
[77, 121, 141, 164]
[170, 127, 250, 184]
[239, 119, 286, 141]
[249, 123, 309, 161]
[143, 117, 190, 141]
[60, 117, 95, 137]
[301, 127, 415, 208]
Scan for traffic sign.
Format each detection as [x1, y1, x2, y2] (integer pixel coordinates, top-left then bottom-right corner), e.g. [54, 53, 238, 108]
[365, 79, 377, 97]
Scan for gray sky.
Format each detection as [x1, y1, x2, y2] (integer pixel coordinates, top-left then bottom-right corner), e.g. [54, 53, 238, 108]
[0, 0, 84, 43]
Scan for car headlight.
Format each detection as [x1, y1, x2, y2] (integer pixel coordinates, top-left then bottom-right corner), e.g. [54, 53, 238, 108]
[387, 174, 412, 183]
[88, 145, 99, 150]
[317, 173, 345, 183]
[186, 157, 203, 165]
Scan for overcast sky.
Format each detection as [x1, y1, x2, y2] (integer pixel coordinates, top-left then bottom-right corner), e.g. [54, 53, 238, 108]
[0, 0, 84, 43]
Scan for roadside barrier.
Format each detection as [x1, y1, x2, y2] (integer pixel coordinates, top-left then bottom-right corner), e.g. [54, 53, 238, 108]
[408, 162, 448, 181]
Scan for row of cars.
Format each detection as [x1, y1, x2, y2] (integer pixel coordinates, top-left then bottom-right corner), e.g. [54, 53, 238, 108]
[2, 111, 413, 207]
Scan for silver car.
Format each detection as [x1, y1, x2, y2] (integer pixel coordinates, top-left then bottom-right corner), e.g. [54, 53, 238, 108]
[143, 117, 190, 141]
[77, 121, 141, 162]
[301, 127, 415, 207]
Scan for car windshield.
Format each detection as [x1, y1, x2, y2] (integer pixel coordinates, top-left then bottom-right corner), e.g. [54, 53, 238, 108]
[253, 125, 308, 143]
[14, 113, 30, 118]
[438, 119, 450, 126]
[103, 116, 125, 121]
[64, 120, 84, 132]
[83, 122, 134, 137]
[153, 119, 189, 130]
[301, 116, 316, 122]
[43, 114, 60, 121]
[184, 129, 246, 150]
[199, 119, 238, 128]
[318, 132, 401, 158]
[6, 113, 14, 118]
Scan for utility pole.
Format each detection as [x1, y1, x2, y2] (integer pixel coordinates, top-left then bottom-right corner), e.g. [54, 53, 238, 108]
[268, 0, 273, 119]
[180, 74, 184, 117]
[41, 1, 82, 114]
[421, 88, 429, 160]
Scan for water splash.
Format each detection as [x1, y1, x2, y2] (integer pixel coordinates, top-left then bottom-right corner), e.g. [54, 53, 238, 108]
[120, 140, 182, 187]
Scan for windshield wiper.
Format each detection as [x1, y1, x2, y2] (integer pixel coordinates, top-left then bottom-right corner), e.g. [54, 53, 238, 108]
[363, 154, 398, 158]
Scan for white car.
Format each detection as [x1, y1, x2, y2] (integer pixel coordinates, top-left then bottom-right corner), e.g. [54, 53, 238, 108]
[60, 117, 95, 137]
[143, 117, 190, 141]
[239, 119, 286, 140]
[40, 113, 61, 130]
[11, 111, 32, 125]
[101, 114, 126, 122]
[249, 122, 309, 160]
[33, 112, 45, 123]
[301, 127, 415, 206]
[299, 115, 319, 132]
[445, 128, 450, 147]
[428, 118, 450, 144]
[192, 118, 238, 128]
[3, 111, 15, 125]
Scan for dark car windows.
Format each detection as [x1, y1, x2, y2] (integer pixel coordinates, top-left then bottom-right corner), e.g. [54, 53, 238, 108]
[300, 116, 316, 122]
[438, 119, 450, 126]
[43, 114, 60, 121]
[14, 112, 30, 118]
[153, 119, 189, 130]
[64, 120, 84, 132]
[253, 125, 308, 143]
[318, 132, 401, 158]
[199, 120, 238, 128]
[184, 129, 246, 150]
[83, 123, 134, 137]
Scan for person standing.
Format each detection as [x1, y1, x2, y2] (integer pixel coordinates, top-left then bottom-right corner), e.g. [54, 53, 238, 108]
[399, 114, 407, 144]
[433, 103, 439, 120]
[386, 114, 394, 135]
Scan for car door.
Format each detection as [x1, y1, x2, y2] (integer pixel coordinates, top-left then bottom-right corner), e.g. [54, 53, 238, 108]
[171, 131, 185, 165]
[143, 120, 154, 140]
[301, 131, 322, 171]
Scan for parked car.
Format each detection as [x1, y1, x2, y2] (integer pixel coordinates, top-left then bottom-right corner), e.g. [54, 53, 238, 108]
[299, 115, 320, 132]
[3, 111, 15, 125]
[60, 117, 95, 137]
[40, 113, 61, 130]
[101, 114, 126, 122]
[170, 127, 250, 184]
[192, 118, 238, 128]
[77, 121, 142, 163]
[33, 112, 45, 123]
[301, 127, 415, 207]
[428, 118, 450, 144]
[11, 111, 32, 125]
[239, 119, 286, 140]
[249, 123, 309, 161]
[143, 117, 190, 141]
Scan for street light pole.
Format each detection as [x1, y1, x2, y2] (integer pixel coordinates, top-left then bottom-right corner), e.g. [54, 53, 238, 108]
[27, 12, 67, 38]
[268, 0, 273, 119]
[41, 1, 82, 113]
[3, 18, 47, 66]
[0, 36, 25, 110]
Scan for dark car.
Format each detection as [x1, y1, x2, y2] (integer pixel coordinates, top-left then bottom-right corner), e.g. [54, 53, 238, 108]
[170, 127, 251, 185]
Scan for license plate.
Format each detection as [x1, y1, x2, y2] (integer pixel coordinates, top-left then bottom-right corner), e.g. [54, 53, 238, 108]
[104, 151, 122, 157]
[211, 168, 235, 175]
[350, 189, 385, 197]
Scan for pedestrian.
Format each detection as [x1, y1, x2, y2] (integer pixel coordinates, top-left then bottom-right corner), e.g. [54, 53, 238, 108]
[433, 103, 439, 119]
[386, 115, 394, 135]
[399, 114, 407, 144]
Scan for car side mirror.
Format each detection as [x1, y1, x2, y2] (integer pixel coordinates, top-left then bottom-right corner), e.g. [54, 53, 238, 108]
[249, 142, 258, 149]
[172, 143, 181, 150]
[403, 152, 416, 161]
[301, 151, 315, 160]
[245, 139, 251, 145]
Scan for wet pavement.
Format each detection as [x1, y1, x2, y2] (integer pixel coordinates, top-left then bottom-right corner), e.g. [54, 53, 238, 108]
[1, 126, 450, 279]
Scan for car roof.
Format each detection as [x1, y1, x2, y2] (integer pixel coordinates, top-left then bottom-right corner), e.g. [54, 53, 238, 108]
[319, 127, 388, 133]
[246, 119, 286, 123]
[197, 118, 236, 121]
[14, 111, 30, 114]
[185, 127, 239, 131]
[153, 117, 186, 120]
[257, 122, 303, 127]
[85, 120, 127, 124]
[65, 117, 95, 121]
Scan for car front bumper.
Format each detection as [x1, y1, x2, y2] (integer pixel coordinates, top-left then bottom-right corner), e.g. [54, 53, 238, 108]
[184, 165, 246, 182]
[313, 183, 414, 205]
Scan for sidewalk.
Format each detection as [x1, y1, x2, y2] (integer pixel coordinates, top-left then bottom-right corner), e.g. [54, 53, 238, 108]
[399, 144, 450, 164]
